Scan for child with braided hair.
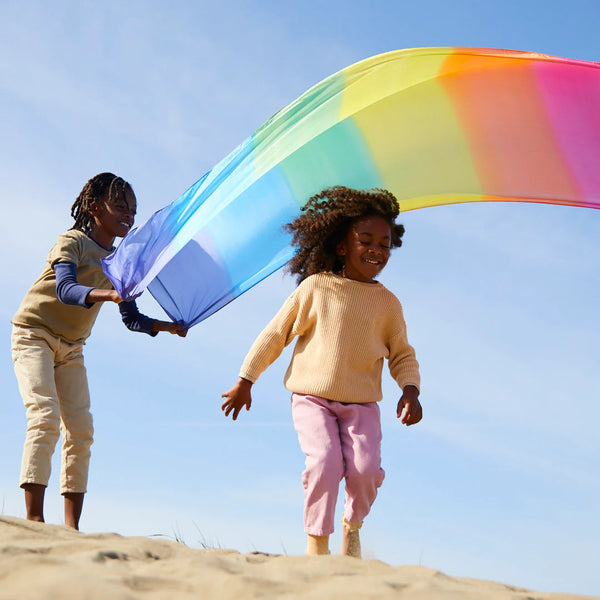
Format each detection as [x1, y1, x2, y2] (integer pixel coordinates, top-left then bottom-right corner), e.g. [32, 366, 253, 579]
[11, 172, 185, 530]
[221, 186, 422, 558]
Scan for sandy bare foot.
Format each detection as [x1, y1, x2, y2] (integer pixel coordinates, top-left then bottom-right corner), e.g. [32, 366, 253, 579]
[340, 517, 362, 558]
[306, 534, 330, 555]
[341, 528, 361, 558]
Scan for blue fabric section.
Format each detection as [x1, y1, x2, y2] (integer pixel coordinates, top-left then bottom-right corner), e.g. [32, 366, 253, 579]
[147, 234, 232, 326]
[102, 201, 176, 299]
[146, 167, 298, 327]
[104, 124, 380, 327]
[103, 120, 381, 327]
[103, 136, 255, 301]
[101, 65, 381, 328]
[204, 166, 297, 293]
[54, 262, 93, 307]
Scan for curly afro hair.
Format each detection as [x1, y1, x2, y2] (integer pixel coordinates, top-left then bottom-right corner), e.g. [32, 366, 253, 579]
[284, 186, 405, 282]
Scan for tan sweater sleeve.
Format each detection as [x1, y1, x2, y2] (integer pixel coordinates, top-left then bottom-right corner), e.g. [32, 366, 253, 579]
[239, 288, 305, 383]
[387, 306, 421, 392]
[47, 231, 83, 267]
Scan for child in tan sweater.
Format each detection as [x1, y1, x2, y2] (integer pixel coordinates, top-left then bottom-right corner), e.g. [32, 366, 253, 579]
[12, 173, 185, 530]
[221, 186, 422, 557]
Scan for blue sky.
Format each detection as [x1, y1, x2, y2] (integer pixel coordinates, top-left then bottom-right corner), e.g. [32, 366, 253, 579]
[1, 0, 599, 596]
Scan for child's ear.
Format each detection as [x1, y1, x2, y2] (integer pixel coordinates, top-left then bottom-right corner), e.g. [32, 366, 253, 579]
[89, 191, 110, 216]
[336, 241, 346, 256]
[88, 200, 101, 217]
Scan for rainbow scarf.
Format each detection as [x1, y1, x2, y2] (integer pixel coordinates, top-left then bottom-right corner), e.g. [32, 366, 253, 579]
[103, 47, 600, 327]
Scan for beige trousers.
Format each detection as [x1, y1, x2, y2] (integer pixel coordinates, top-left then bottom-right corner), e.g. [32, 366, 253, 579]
[11, 325, 94, 494]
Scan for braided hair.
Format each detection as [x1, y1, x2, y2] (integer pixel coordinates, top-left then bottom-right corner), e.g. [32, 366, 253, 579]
[71, 173, 132, 233]
[285, 186, 405, 283]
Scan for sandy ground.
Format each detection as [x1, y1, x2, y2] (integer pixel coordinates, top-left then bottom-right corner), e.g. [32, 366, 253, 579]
[1, 516, 597, 600]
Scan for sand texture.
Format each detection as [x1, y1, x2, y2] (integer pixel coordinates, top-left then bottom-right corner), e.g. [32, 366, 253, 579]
[0, 517, 597, 600]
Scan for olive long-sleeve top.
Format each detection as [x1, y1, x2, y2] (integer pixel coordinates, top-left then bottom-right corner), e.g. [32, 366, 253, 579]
[240, 272, 420, 404]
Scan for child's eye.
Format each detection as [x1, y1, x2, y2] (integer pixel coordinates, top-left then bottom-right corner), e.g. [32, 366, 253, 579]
[116, 203, 135, 215]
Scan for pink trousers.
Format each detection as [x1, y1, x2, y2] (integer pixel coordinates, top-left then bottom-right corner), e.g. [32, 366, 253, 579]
[291, 393, 385, 536]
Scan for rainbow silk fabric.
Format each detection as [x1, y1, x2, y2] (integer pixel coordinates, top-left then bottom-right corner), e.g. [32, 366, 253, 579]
[102, 47, 600, 327]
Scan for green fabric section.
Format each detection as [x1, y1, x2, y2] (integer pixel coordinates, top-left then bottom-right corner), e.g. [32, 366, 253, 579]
[279, 118, 383, 204]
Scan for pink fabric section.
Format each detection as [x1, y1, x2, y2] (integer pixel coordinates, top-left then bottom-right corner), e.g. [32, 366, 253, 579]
[291, 393, 385, 536]
[440, 53, 580, 204]
[535, 61, 600, 207]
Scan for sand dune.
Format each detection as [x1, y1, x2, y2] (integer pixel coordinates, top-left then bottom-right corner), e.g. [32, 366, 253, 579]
[0, 516, 596, 600]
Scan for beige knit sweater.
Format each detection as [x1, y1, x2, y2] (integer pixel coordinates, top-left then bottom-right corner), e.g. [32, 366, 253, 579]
[239, 272, 420, 403]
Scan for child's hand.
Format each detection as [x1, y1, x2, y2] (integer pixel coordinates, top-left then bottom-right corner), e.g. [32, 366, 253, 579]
[152, 320, 188, 337]
[221, 378, 253, 420]
[397, 385, 422, 426]
[109, 290, 124, 304]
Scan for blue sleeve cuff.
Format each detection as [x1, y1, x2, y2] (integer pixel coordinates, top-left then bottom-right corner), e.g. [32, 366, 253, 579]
[118, 300, 158, 336]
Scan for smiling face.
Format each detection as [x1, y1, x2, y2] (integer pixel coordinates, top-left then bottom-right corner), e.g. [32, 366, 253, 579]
[90, 187, 137, 249]
[336, 215, 392, 283]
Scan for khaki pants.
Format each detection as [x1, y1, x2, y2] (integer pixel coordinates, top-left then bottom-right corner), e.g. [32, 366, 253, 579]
[11, 325, 94, 494]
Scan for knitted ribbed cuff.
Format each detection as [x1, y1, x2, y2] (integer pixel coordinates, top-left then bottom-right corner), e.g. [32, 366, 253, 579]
[341, 516, 363, 531]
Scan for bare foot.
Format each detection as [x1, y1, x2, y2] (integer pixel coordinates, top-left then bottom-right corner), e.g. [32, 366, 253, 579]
[306, 534, 330, 555]
[23, 483, 46, 523]
[63, 492, 84, 530]
[340, 517, 362, 558]
[341, 527, 361, 558]
[27, 515, 45, 523]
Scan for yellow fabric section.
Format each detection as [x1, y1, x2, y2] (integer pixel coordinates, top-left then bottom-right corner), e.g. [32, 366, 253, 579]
[339, 47, 452, 120]
[343, 51, 483, 210]
[251, 48, 466, 191]
[400, 193, 484, 212]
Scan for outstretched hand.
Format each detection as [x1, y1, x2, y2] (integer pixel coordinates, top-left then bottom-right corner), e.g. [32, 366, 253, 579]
[397, 385, 422, 426]
[221, 378, 253, 420]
